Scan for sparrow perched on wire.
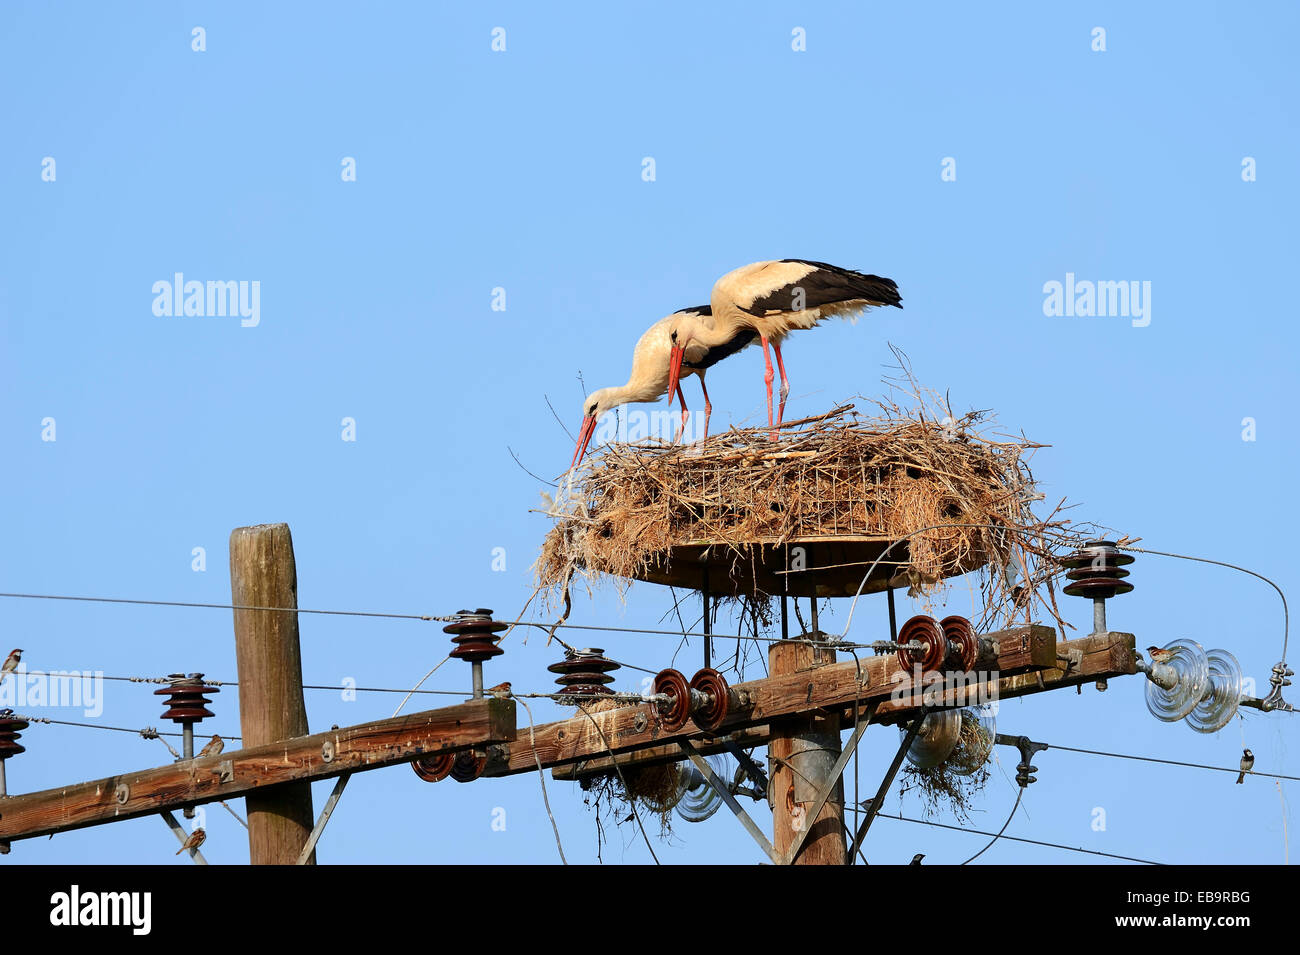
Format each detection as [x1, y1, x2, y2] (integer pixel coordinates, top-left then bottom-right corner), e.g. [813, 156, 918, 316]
[1237, 749, 1254, 784]
[175, 827, 206, 855]
[197, 734, 224, 758]
[485, 681, 512, 699]
[0, 649, 22, 683]
[1146, 646, 1176, 665]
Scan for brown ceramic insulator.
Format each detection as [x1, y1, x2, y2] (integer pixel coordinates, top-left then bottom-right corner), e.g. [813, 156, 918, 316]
[450, 750, 488, 783]
[444, 609, 507, 663]
[689, 668, 730, 732]
[1060, 541, 1135, 599]
[1063, 568, 1134, 599]
[154, 674, 220, 725]
[0, 710, 29, 760]
[940, 615, 979, 671]
[548, 647, 620, 700]
[653, 668, 691, 731]
[411, 752, 455, 783]
[896, 615, 946, 673]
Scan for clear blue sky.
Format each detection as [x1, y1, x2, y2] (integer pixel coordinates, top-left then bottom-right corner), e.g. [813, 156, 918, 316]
[1, 2, 1295, 865]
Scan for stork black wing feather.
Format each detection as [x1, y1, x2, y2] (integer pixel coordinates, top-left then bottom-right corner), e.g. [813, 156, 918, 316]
[685, 327, 758, 370]
[741, 261, 902, 315]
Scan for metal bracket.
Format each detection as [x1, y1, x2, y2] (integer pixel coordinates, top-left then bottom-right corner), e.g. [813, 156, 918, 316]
[677, 739, 778, 864]
[1058, 648, 1083, 674]
[1262, 660, 1295, 713]
[780, 700, 878, 866]
[723, 741, 768, 794]
[296, 772, 351, 864]
[995, 733, 1049, 787]
[160, 810, 208, 865]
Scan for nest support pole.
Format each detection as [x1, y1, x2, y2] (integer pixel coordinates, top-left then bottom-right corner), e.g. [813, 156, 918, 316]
[702, 566, 712, 670]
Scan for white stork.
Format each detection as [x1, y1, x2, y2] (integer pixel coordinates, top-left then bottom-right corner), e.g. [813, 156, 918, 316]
[667, 260, 902, 433]
[570, 307, 756, 467]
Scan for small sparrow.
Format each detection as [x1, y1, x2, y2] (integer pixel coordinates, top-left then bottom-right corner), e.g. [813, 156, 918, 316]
[485, 681, 512, 699]
[0, 649, 22, 682]
[909, 853, 925, 865]
[1237, 748, 1254, 784]
[175, 827, 206, 855]
[1146, 646, 1176, 665]
[197, 734, 224, 758]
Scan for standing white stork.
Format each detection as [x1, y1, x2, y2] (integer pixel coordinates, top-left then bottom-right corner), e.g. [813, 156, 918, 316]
[667, 260, 902, 434]
[570, 307, 756, 467]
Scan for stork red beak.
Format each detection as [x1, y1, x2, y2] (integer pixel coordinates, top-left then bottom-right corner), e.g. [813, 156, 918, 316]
[571, 415, 597, 468]
[667, 345, 686, 407]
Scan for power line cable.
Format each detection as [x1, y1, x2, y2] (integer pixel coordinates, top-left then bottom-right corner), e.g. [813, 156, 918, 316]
[874, 810, 1163, 864]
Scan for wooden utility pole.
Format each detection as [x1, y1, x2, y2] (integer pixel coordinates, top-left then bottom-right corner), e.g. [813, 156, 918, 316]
[230, 523, 316, 865]
[769, 638, 846, 865]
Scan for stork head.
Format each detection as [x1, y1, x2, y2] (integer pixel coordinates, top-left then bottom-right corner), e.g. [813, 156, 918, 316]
[665, 316, 701, 408]
[571, 388, 614, 468]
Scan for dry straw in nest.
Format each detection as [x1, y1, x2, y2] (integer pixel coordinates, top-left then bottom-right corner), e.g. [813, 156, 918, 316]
[898, 709, 994, 822]
[538, 382, 1102, 632]
[576, 698, 682, 838]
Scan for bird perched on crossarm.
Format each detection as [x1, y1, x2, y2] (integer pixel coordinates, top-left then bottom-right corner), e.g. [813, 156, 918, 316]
[175, 827, 206, 855]
[1237, 749, 1254, 784]
[909, 853, 925, 865]
[0, 649, 22, 683]
[197, 734, 224, 758]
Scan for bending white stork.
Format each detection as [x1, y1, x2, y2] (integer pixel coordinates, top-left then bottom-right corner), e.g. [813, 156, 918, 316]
[667, 259, 902, 433]
[570, 307, 756, 467]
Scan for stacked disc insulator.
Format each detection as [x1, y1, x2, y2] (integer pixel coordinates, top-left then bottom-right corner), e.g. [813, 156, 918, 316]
[445, 609, 507, 662]
[1060, 540, 1134, 599]
[155, 674, 219, 725]
[548, 647, 620, 703]
[0, 709, 28, 761]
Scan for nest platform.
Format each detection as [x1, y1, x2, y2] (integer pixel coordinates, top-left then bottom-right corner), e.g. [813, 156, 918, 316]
[538, 400, 1083, 623]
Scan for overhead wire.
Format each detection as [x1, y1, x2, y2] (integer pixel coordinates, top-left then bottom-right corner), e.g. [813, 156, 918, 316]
[0, 589, 884, 650]
[960, 788, 1022, 864]
[874, 810, 1163, 865]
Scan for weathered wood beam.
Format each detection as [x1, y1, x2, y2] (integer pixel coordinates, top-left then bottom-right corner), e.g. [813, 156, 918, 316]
[0, 699, 515, 842]
[505, 630, 1134, 779]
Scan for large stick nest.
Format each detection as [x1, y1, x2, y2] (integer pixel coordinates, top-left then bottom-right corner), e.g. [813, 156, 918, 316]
[537, 382, 1103, 631]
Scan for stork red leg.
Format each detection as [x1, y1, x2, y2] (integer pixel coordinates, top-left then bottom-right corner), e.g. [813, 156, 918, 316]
[772, 341, 790, 427]
[674, 380, 689, 442]
[698, 376, 712, 439]
[760, 335, 776, 439]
